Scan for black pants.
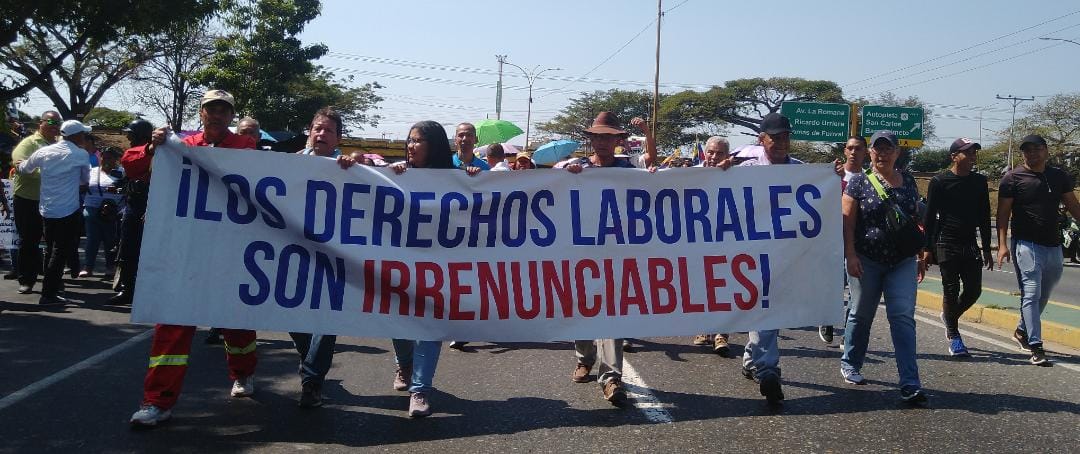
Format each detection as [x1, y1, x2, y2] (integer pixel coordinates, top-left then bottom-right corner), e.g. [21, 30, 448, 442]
[117, 195, 145, 295]
[938, 253, 983, 339]
[41, 210, 82, 297]
[13, 195, 42, 286]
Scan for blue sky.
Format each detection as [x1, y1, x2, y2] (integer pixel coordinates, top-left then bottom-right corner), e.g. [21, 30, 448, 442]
[17, 0, 1080, 149]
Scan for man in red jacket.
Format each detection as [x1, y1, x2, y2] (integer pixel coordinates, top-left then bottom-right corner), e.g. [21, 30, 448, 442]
[129, 89, 258, 428]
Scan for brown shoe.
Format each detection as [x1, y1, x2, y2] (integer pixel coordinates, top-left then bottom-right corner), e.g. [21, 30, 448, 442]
[713, 334, 731, 357]
[393, 366, 412, 391]
[571, 363, 592, 383]
[691, 334, 710, 345]
[603, 379, 627, 406]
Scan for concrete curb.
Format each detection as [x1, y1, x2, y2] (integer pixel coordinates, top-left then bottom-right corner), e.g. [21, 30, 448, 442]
[915, 289, 1079, 349]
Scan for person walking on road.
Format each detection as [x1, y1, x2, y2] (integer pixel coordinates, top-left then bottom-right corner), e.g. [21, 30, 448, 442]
[558, 111, 638, 407]
[923, 138, 993, 357]
[818, 136, 868, 346]
[10, 111, 62, 295]
[996, 134, 1080, 366]
[13, 120, 91, 305]
[840, 131, 928, 404]
[289, 107, 344, 408]
[337, 120, 473, 418]
[129, 90, 260, 428]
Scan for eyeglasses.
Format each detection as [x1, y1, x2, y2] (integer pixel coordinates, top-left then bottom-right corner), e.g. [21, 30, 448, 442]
[406, 138, 427, 145]
[42, 119, 61, 126]
[871, 146, 897, 155]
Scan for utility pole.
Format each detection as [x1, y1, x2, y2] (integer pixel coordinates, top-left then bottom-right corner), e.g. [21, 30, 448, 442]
[652, 0, 662, 139]
[495, 55, 507, 120]
[996, 94, 1035, 170]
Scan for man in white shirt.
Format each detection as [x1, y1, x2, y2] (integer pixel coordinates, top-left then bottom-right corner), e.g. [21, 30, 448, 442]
[14, 120, 91, 305]
[485, 143, 511, 171]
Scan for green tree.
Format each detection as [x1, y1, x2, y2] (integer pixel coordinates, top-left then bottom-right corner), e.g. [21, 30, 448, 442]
[128, 20, 217, 130]
[0, 1, 217, 107]
[83, 107, 137, 129]
[908, 148, 952, 172]
[536, 89, 686, 148]
[267, 69, 383, 133]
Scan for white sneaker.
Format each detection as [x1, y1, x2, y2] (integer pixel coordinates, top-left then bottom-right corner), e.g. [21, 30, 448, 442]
[130, 405, 172, 427]
[231, 375, 255, 397]
[842, 369, 867, 385]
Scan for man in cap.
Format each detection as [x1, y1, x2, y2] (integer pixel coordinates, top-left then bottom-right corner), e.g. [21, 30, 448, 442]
[997, 134, 1080, 366]
[14, 120, 91, 305]
[923, 137, 992, 357]
[736, 112, 803, 405]
[129, 89, 258, 428]
[109, 119, 154, 304]
[558, 111, 637, 406]
[10, 111, 62, 294]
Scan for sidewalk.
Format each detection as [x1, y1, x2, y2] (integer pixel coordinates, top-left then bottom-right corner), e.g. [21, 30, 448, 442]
[916, 277, 1080, 349]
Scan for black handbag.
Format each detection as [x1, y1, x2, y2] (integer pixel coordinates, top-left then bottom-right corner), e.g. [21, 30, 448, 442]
[96, 174, 119, 223]
[867, 170, 926, 258]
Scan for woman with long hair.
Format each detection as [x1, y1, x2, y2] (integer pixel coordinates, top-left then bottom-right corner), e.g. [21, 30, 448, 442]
[337, 120, 460, 418]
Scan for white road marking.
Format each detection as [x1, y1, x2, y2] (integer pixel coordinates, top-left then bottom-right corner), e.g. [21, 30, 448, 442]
[914, 313, 1079, 372]
[621, 359, 673, 423]
[0, 329, 154, 412]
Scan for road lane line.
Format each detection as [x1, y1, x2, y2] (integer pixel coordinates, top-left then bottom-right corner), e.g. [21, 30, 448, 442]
[621, 359, 673, 423]
[923, 276, 1080, 311]
[0, 329, 154, 412]
[914, 313, 1079, 372]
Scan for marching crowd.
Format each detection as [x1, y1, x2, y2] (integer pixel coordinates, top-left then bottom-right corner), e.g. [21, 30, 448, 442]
[4, 88, 1073, 429]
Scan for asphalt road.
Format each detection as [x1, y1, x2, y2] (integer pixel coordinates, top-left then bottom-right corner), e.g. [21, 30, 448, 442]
[1, 273, 1078, 453]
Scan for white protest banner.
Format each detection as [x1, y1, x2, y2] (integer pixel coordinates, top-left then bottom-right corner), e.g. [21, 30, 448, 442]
[0, 179, 16, 248]
[132, 141, 844, 341]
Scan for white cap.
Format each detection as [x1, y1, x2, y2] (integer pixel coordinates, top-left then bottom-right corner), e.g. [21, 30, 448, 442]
[60, 120, 92, 137]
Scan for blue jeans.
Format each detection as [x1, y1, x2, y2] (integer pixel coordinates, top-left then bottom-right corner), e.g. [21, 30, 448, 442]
[82, 207, 117, 273]
[742, 330, 780, 379]
[841, 254, 921, 390]
[1011, 239, 1063, 346]
[392, 339, 442, 393]
[289, 332, 337, 387]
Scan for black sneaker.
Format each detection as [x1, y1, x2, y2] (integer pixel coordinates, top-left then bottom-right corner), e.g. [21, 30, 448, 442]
[759, 373, 784, 405]
[448, 341, 467, 350]
[1012, 329, 1032, 352]
[741, 365, 757, 382]
[818, 326, 834, 344]
[38, 294, 68, 306]
[298, 382, 323, 408]
[900, 387, 928, 404]
[1029, 344, 1052, 366]
[17, 284, 33, 294]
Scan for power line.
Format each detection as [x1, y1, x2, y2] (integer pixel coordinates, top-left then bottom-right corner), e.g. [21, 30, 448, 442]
[846, 22, 1080, 92]
[865, 40, 1070, 96]
[843, 9, 1080, 87]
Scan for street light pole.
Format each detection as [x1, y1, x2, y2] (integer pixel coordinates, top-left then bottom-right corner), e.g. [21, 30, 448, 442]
[996, 94, 1035, 170]
[504, 61, 560, 151]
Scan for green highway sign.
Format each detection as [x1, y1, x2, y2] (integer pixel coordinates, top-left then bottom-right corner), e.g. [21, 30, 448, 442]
[780, 101, 851, 142]
[860, 105, 924, 148]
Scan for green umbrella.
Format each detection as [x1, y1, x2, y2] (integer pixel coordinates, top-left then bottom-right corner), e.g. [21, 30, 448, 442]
[474, 119, 524, 146]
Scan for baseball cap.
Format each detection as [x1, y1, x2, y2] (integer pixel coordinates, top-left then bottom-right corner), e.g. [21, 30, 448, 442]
[760, 113, 791, 135]
[949, 137, 981, 154]
[201, 89, 236, 109]
[60, 120, 92, 137]
[869, 130, 898, 148]
[1019, 134, 1047, 150]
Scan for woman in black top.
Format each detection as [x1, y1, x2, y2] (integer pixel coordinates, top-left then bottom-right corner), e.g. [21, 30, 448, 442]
[922, 138, 992, 357]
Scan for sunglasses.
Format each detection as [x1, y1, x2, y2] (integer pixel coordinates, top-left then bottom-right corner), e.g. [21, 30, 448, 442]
[42, 119, 61, 126]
